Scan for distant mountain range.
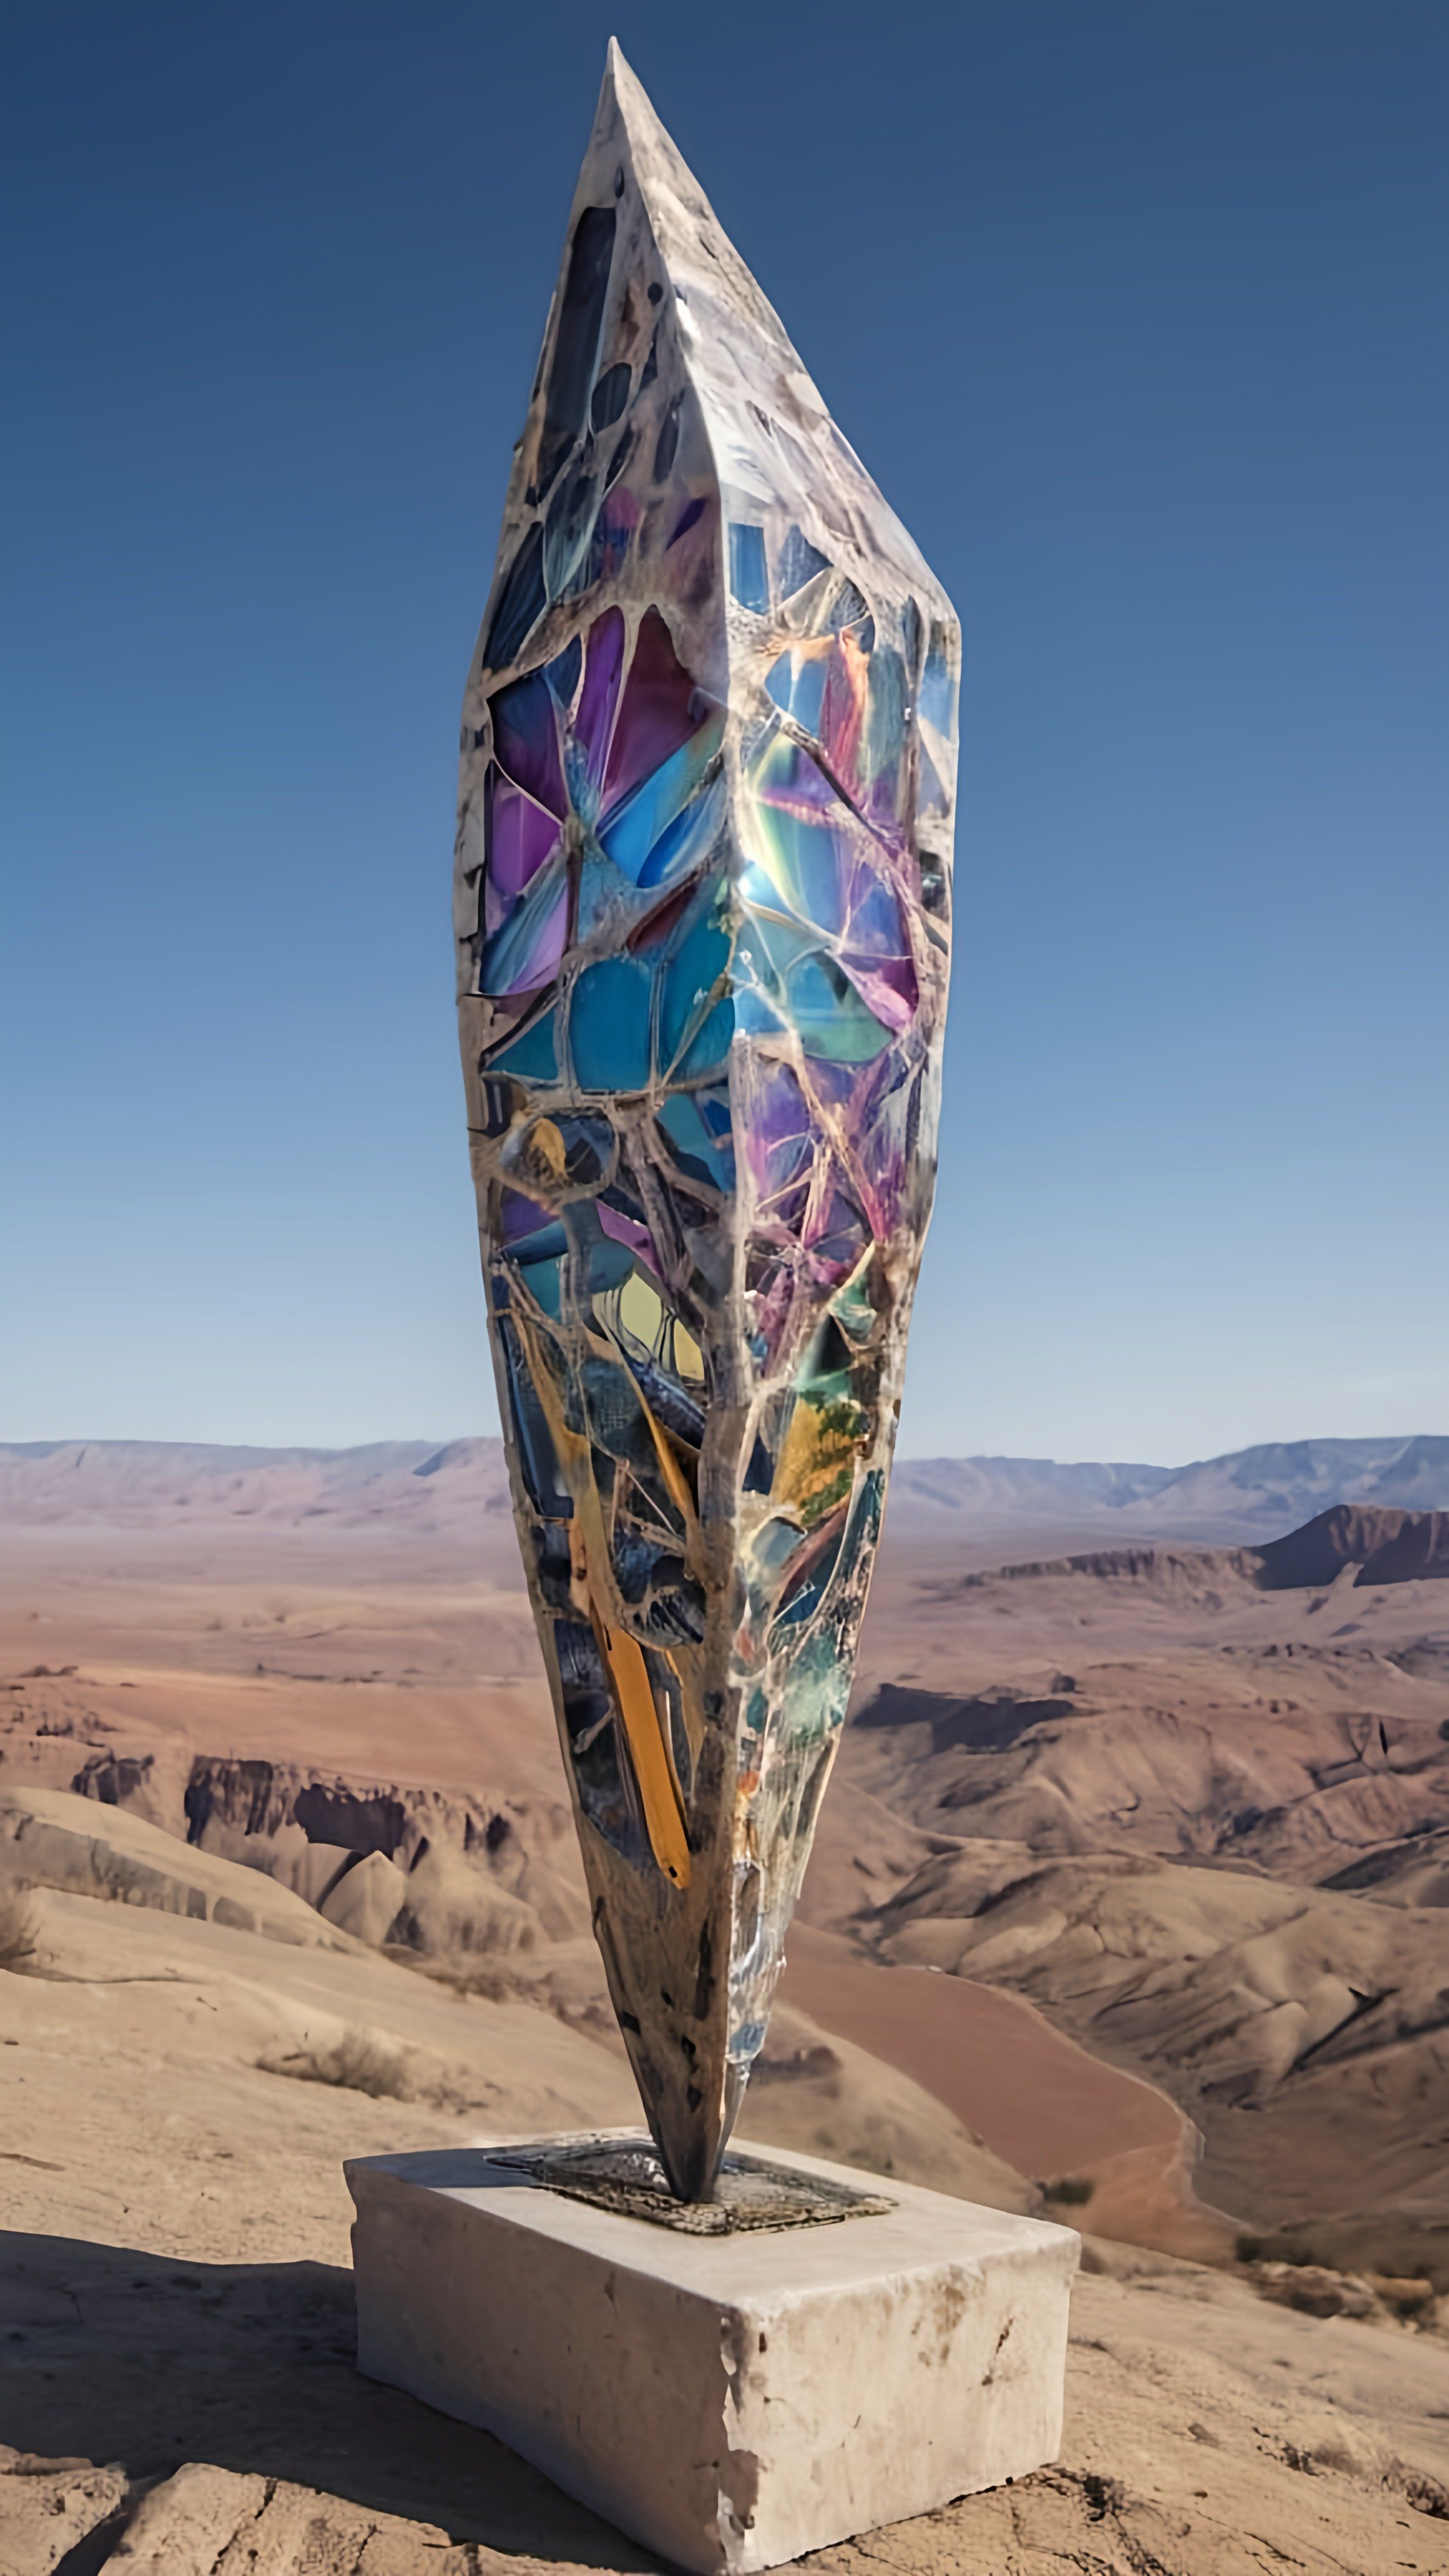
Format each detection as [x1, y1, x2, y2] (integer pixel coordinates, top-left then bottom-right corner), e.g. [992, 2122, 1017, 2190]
[891, 1435, 1449, 1539]
[4, 1432, 1449, 1546]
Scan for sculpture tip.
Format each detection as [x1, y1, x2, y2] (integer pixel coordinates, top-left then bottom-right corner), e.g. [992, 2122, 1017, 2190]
[600, 35, 654, 129]
[653, 2061, 747, 2202]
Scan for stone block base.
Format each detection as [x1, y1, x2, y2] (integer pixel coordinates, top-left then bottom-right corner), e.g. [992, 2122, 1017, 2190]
[345, 2135, 1078, 2574]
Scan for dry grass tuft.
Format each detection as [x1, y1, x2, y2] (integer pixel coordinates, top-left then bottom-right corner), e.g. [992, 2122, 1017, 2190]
[382, 1943, 520, 2005]
[257, 2031, 413, 2100]
[1041, 2174, 1096, 2206]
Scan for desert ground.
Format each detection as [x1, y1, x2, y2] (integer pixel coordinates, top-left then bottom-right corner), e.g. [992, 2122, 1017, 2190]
[2, 1438, 1448, 2571]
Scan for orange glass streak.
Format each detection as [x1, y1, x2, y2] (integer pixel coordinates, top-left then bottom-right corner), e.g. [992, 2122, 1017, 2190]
[591, 1607, 692, 1889]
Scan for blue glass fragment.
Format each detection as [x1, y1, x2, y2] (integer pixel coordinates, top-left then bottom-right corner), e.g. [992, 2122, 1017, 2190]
[544, 465, 598, 601]
[765, 650, 826, 736]
[598, 724, 722, 886]
[775, 525, 830, 597]
[555, 1615, 648, 1866]
[584, 1233, 635, 1293]
[514, 1250, 564, 1317]
[728, 523, 769, 613]
[590, 362, 631, 431]
[918, 631, 956, 738]
[547, 634, 582, 706]
[489, 1014, 559, 1081]
[479, 855, 565, 995]
[635, 771, 722, 891]
[731, 983, 787, 1039]
[535, 205, 616, 501]
[659, 906, 730, 1064]
[499, 1317, 571, 1516]
[657, 1091, 730, 1189]
[675, 996, 734, 1079]
[504, 1216, 569, 1261]
[569, 957, 653, 1090]
[786, 953, 893, 1062]
[735, 904, 818, 994]
[491, 669, 565, 812]
[484, 524, 547, 671]
[770, 1514, 847, 1640]
[614, 1530, 680, 1602]
[918, 738, 948, 819]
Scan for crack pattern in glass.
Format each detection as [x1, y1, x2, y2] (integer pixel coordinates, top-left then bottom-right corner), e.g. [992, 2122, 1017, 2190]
[455, 44, 959, 2199]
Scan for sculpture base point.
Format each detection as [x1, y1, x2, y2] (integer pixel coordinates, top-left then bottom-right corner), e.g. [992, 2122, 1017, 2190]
[477, 2131, 894, 2233]
[345, 2133, 1078, 2574]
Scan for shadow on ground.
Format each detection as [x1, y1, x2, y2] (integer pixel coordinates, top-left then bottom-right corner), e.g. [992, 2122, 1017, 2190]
[0, 2230, 658, 2567]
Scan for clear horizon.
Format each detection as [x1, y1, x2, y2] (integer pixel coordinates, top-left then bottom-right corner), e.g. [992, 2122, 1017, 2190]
[3, 1427, 1445, 1474]
[4, 1, 1446, 1461]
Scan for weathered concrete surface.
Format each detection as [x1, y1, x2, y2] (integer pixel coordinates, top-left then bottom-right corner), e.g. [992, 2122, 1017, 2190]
[347, 2136, 1077, 2573]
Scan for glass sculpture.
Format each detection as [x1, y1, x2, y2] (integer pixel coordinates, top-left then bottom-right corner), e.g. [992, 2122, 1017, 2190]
[455, 43, 958, 2197]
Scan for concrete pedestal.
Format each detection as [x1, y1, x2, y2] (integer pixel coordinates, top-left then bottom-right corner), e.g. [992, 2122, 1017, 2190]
[346, 2135, 1079, 2575]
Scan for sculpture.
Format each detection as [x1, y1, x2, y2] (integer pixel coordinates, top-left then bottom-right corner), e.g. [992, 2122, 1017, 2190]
[454, 43, 958, 2198]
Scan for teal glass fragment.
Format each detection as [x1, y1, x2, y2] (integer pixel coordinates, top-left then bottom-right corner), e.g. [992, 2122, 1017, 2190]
[488, 1014, 559, 1082]
[569, 957, 653, 1090]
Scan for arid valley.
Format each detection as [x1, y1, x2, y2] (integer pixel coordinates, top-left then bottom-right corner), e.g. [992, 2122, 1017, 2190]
[4, 1435, 1449, 2573]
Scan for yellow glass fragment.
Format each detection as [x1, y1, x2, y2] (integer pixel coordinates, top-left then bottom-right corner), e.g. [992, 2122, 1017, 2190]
[592, 1608, 692, 1889]
[671, 1320, 705, 1382]
[528, 1118, 566, 1177]
[772, 1396, 863, 1525]
[618, 1270, 664, 1350]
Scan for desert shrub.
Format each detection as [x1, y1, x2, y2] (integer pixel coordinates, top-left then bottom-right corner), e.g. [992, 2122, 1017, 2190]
[257, 2031, 412, 2099]
[452, 1961, 519, 2003]
[1238, 2231, 1330, 2268]
[381, 1943, 519, 2004]
[1041, 2175, 1095, 2206]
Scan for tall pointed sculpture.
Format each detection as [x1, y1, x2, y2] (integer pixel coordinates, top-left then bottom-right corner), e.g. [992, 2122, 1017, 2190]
[455, 45, 958, 2198]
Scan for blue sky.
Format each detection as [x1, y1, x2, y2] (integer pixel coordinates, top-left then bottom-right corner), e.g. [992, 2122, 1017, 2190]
[3, 0, 1445, 1462]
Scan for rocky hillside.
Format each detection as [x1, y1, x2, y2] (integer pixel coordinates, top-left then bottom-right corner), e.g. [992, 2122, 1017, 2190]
[1253, 1503, 1449, 1589]
[828, 1513, 1449, 2281]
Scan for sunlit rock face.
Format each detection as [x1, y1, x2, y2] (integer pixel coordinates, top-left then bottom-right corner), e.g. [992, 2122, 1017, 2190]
[455, 43, 959, 2197]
